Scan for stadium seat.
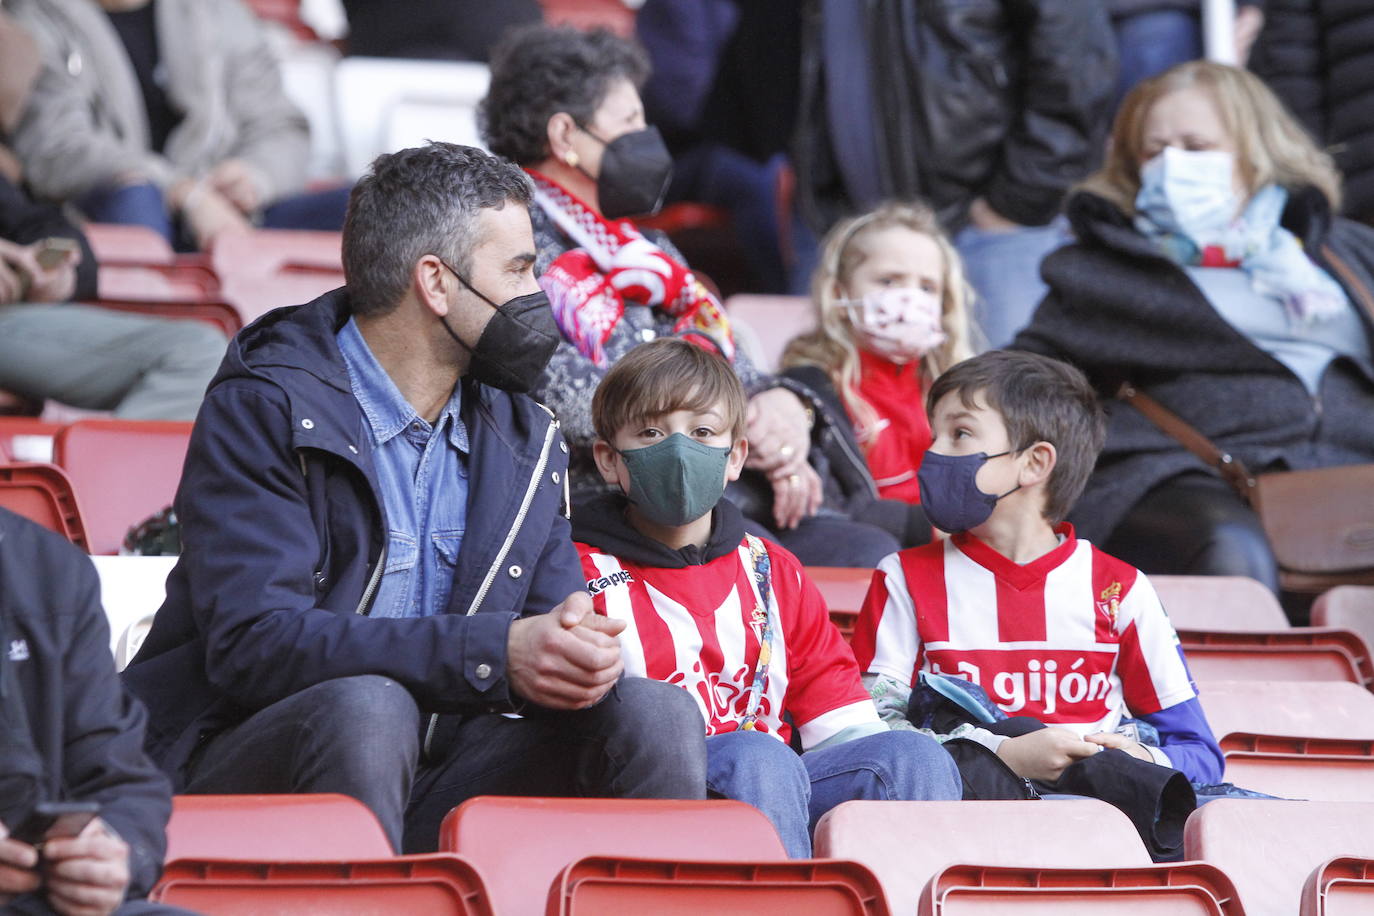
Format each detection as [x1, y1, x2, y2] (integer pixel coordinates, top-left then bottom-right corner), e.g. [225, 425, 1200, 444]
[97, 264, 220, 302]
[165, 794, 393, 863]
[52, 419, 193, 555]
[211, 229, 344, 324]
[1152, 575, 1289, 630]
[1198, 679, 1374, 741]
[813, 800, 1151, 915]
[1178, 627, 1372, 686]
[152, 854, 492, 914]
[1312, 587, 1374, 663]
[1185, 799, 1374, 916]
[0, 462, 89, 549]
[917, 862, 1243, 915]
[539, 0, 636, 35]
[1218, 734, 1374, 801]
[1300, 856, 1374, 916]
[724, 294, 813, 372]
[547, 856, 891, 916]
[89, 555, 177, 665]
[440, 797, 787, 916]
[83, 297, 243, 337]
[83, 222, 179, 265]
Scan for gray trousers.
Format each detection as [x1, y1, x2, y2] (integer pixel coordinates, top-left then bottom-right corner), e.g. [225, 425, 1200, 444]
[0, 305, 227, 421]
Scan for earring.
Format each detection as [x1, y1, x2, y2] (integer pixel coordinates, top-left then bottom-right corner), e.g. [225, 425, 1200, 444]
[565, 150, 579, 168]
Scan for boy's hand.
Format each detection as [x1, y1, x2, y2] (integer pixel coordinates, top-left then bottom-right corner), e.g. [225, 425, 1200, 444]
[507, 592, 623, 709]
[0, 822, 41, 905]
[41, 818, 130, 916]
[996, 726, 1100, 781]
[1086, 731, 1156, 763]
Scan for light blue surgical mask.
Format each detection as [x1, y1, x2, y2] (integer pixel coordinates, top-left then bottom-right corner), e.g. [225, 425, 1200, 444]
[1135, 147, 1239, 243]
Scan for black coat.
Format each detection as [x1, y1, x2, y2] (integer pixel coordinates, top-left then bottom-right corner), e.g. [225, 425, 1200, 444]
[0, 509, 171, 901]
[1013, 188, 1374, 542]
[1250, 0, 1374, 224]
[793, 0, 1117, 233]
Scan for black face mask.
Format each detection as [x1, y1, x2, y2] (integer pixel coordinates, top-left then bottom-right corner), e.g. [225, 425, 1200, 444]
[436, 259, 561, 394]
[580, 125, 673, 219]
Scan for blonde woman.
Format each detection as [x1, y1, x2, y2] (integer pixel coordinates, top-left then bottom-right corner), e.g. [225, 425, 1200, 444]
[782, 202, 974, 517]
[1015, 61, 1374, 599]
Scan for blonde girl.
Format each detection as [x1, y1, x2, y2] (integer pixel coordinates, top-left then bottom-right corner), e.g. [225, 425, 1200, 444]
[782, 201, 975, 504]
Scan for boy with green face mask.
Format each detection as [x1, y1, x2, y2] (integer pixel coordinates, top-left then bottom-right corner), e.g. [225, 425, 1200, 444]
[574, 337, 961, 858]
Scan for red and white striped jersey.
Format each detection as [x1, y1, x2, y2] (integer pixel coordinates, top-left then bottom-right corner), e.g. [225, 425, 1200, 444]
[851, 525, 1196, 736]
[577, 537, 879, 749]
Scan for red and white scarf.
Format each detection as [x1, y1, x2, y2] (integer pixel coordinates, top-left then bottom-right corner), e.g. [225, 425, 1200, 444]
[528, 169, 734, 367]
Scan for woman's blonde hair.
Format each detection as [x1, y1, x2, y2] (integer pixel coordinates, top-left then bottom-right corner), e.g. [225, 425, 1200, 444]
[781, 201, 975, 445]
[1081, 60, 1342, 214]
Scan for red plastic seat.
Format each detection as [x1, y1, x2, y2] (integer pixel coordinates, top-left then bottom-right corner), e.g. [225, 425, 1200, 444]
[439, 797, 787, 916]
[1179, 628, 1372, 686]
[0, 462, 89, 549]
[83, 222, 177, 264]
[211, 230, 344, 324]
[1218, 734, 1374, 801]
[1152, 575, 1289, 630]
[53, 419, 193, 555]
[724, 294, 814, 372]
[166, 794, 393, 863]
[1301, 857, 1374, 916]
[97, 263, 220, 301]
[1198, 679, 1374, 741]
[152, 854, 491, 914]
[814, 800, 1151, 915]
[1185, 799, 1374, 916]
[86, 298, 242, 337]
[547, 856, 890, 916]
[918, 863, 1243, 915]
[1312, 587, 1374, 665]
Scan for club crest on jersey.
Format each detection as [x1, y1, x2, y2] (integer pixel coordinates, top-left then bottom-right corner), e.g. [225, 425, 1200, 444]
[586, 569, 634, 595]
[1096, 581, 1122, 628]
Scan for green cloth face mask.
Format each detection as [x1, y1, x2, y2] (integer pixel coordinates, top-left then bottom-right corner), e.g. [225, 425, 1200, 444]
[618, 432, 731, 527]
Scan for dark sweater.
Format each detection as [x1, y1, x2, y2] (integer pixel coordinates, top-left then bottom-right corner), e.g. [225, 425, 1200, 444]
[1013, 187, 1374, 541]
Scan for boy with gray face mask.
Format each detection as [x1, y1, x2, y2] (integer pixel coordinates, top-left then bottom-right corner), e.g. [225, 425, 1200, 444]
[571, 337, 962, 858]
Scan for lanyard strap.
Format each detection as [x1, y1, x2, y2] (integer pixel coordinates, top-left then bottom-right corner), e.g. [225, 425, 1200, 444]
[739, 534, 776, 732]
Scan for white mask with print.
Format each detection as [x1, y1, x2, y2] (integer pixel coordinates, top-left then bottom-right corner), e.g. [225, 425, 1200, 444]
[1135, 146, 1240, 243]
[842, 287, 946, 364]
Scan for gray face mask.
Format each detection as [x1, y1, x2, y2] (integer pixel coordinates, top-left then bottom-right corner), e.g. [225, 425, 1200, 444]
[618, 432, 730, 527]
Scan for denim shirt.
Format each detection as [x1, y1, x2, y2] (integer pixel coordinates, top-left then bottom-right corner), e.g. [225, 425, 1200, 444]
[337, 318, 469, 618]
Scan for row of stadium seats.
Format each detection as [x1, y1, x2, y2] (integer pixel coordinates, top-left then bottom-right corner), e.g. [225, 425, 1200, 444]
[147, 792, 1374, 915]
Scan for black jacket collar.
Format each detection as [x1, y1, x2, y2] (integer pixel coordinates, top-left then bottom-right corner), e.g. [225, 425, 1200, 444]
[572, 492, 747, 568]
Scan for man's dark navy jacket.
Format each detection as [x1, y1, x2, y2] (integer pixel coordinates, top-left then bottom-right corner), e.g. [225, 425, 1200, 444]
[0, 509, 172, 900]
[122, 288, 583, 788]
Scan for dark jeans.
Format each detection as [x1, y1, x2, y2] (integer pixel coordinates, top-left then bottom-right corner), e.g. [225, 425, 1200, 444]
[182, 675, 708, 853]
[1112, 9, 1202, 110]
[1101, 472, 1279, 593]
[79, 181, 352, 247]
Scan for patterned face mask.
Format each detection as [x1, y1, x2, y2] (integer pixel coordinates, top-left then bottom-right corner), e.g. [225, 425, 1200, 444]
[842, 287, 947, 364]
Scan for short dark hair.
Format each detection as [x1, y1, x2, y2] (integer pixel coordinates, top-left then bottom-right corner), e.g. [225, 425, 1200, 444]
[480, 24, 650, 165]
[342, 142, 532, 316]
[926, 351, 1107, 522]
[593, 339, 748, 444]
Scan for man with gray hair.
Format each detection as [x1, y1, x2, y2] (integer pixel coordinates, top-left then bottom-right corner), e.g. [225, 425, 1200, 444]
[121, 142, 708, 853]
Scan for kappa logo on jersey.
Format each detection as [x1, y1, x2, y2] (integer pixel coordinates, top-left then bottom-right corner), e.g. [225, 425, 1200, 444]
[8, 639, 29, 661]
[1096, 581, 1122, 629]
[586, 569, 635, 595]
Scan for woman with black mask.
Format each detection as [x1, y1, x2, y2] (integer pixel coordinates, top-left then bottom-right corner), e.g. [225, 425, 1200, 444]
[480, 24, 915, 567]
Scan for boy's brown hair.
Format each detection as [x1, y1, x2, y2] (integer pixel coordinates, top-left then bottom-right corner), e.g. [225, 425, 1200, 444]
[926, 351, 1106, 522]
[593, 338, 748, 443]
